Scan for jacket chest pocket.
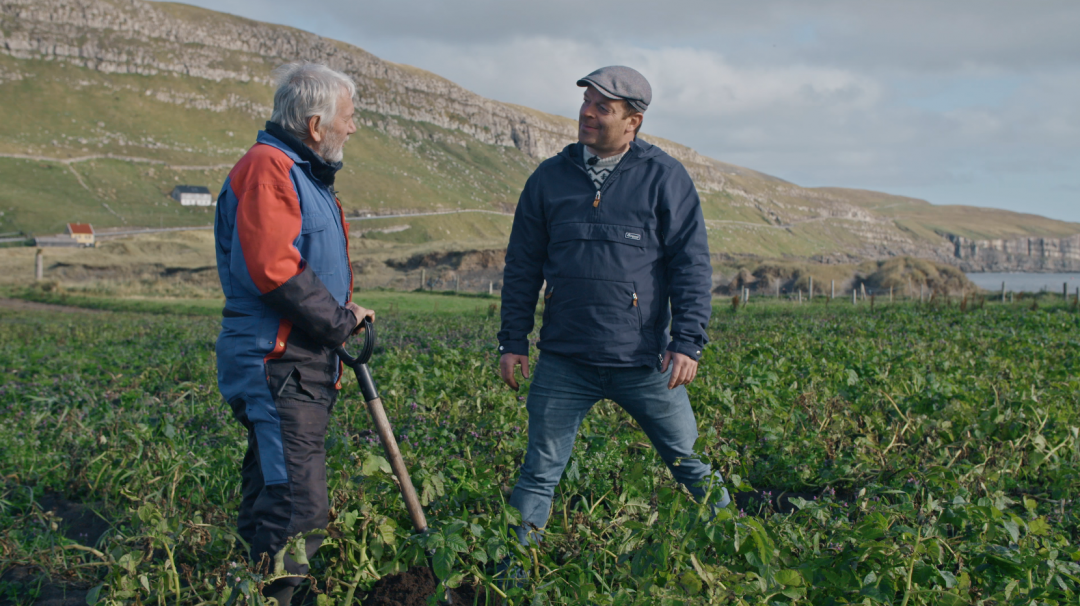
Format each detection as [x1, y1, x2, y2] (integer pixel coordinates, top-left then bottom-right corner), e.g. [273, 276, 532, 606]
[549, 222, 654, 250]
[542, 277, 641, 345]
[298, 214, 337, 277]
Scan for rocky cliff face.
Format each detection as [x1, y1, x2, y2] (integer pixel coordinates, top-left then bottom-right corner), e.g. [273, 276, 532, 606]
[0, 0, 569, 156]
[947, 234, 1080, 272]
[0, 0, 777, 189]
[2, 0, 1078, 271]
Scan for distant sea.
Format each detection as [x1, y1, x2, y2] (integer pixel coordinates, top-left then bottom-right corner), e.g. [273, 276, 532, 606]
[966, 272, 1080, 294]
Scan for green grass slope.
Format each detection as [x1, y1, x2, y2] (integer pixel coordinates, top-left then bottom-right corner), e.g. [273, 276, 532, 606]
[0, 0, 1077, 264]
[817, 187, 1080, 242]
[0, 55, 533, 237]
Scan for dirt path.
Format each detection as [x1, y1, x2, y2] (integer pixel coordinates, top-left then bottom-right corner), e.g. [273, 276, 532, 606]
[0, 151, 232, 170]
[0, 297, 106, 314]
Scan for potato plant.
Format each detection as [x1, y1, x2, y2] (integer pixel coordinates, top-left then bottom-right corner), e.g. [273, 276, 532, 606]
[0, 298, 1077, 605]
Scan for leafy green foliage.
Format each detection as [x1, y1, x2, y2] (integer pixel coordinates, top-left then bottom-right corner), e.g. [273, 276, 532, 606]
[0, 298, 1078, 604]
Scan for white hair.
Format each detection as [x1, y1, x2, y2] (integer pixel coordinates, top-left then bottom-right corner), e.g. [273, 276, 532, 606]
[270, 62, 357, 141]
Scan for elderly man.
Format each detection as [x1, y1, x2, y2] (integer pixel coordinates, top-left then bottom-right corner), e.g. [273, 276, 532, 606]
[214, 62, 372, 604]
[498, 66, 731, 550]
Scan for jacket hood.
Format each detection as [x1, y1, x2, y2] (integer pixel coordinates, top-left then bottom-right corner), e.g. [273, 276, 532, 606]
[556, 138, 665, 170]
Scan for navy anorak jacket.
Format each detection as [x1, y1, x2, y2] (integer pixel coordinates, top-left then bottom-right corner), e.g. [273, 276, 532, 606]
[498, 139, 711, 367]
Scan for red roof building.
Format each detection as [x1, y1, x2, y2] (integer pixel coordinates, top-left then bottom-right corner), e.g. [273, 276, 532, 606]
[66, 223, 95, 245]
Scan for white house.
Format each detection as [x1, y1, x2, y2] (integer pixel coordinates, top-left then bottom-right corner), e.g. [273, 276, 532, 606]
[170, 185, 214, 207]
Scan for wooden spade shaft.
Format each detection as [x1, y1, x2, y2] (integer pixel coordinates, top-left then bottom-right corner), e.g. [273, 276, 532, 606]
[365, 394, 428, 533]
[349, 360, 428, 534]
[336, 327, 428, 535]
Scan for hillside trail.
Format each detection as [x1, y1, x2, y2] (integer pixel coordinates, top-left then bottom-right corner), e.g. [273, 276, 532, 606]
[0, 151, 233, 171]
[0, 151, 234, 195]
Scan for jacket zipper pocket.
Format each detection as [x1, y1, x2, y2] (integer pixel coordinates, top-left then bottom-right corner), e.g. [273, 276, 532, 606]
[632, 292, 638, 307]
[593, 191, 601, 208]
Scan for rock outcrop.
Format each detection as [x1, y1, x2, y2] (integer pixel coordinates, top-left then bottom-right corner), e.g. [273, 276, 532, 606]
[947, 234, 1080, 272]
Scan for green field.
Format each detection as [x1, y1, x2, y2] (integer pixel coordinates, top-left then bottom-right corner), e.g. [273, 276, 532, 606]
[1, 295, 1079, 604]
[6, 288, 504, 317]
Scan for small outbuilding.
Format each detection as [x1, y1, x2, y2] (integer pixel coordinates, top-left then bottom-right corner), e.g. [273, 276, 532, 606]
[35, 222, 94, 247]
[171, 185, 214, 207]
[67, 223, 95, 246]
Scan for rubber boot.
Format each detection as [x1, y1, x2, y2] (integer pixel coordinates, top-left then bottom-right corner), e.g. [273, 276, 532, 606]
[262, 580, 293, 606]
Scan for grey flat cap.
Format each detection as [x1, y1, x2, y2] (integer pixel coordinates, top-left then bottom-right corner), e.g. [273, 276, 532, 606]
[577, 66, 651, 113]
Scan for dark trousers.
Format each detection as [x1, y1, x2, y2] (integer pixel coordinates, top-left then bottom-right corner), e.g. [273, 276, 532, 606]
[230, 395, 335, 586]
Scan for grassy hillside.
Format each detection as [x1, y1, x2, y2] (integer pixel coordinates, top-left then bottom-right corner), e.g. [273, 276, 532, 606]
[0, 0, 1077, 270]
[818, 187, 1080, 241]
[0, 55, 534, 237]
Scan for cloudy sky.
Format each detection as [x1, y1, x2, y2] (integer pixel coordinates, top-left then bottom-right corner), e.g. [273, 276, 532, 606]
[178, 0, 1079, 222]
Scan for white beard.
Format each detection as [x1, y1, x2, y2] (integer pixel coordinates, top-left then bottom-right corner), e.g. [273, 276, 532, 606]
[316, 127, 348, 163]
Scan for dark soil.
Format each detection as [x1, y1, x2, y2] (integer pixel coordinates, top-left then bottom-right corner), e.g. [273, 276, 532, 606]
[734, 488, 824, 514]
[360, 565, 493, 606]
[0, 491, 109, 606]
[0, 566, 87, 606]
[36, 490, 111, 546]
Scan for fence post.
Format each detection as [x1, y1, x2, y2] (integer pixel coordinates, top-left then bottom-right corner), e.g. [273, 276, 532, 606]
[1001, 281, 1006, 304]
[1065, 282, 1069, 301]
[454, 275, 460, 292]
[744, 287, 750, 304]
[35, 249, 43, 280]
[890, 286, 893, 302]
[861, 283, 867, 301]
[852, 288, 857, 305]
[831, 279, 835, 299]
[489, 280, 493, 295]
[421, 268, 426, 290]
[776, 280, 780, 299]
[809, 276, 813, 301]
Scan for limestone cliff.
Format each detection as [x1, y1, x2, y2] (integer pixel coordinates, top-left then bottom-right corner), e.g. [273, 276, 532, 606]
[0, 0, 575, 159]
[948, 234, 1080, 272]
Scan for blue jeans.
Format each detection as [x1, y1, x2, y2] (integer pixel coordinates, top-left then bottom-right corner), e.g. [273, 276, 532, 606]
[508, 352, 730, 544]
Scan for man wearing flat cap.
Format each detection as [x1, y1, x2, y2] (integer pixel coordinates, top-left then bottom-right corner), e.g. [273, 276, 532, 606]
[498, 65, 731, 548]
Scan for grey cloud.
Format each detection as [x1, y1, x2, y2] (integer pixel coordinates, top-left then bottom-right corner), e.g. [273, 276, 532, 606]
[163, 0, 1080, 221]
[179, 1, 1080, 71]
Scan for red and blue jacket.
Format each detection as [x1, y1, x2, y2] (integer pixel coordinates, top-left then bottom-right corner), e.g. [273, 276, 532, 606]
[214, 123, 355, 485]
